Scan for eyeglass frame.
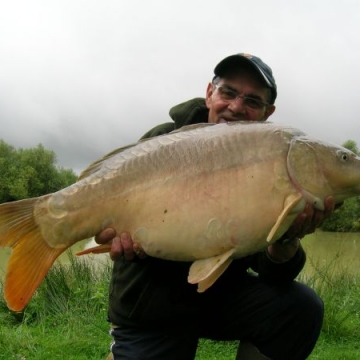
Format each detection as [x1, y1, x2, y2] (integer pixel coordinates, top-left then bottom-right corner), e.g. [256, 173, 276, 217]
[212, 83, 270, 110]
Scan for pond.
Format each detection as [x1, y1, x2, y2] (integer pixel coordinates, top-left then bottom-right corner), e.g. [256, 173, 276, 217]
[301, 231, 360, 276]
[0, 239, 91, 280]
[1, 231, 360, 280]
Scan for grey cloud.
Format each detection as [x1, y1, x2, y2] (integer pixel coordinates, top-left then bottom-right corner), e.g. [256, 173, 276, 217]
[1, 0, 360, 176]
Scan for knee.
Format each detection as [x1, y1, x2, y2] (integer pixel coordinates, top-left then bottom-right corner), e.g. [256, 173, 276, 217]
[292, 282, 323, 317]
[283, 281, 324, 335]
[256, 282, 324, 359]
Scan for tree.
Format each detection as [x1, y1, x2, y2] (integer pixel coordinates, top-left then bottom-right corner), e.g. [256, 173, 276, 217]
[0, 140, 77, 203]
[321, 196, 360, 232]
[342, 140, 359, 155]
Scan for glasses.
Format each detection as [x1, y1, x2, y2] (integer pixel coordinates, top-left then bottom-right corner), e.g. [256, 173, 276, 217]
[213, 84, 269, 110]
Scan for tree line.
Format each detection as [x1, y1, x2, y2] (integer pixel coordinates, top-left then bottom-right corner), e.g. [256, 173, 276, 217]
[0, 139, 77, 203]
[0, 138, 359, 232]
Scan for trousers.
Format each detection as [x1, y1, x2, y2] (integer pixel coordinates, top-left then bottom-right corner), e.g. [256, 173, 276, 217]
[109, 274, 324, 360]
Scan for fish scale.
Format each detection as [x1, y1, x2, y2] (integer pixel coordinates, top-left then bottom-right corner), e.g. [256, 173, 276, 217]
[1, 121, 360, 311]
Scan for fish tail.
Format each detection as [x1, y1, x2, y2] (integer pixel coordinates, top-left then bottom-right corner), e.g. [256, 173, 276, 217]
[0, 198, 65, 312]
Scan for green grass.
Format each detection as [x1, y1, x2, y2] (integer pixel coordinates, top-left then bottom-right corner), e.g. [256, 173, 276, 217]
[0, 253, 112, 359]
[1, 252, 360, 359]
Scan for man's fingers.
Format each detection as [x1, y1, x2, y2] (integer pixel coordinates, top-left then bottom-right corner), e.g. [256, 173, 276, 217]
[323, 196, 335, 217]
[303, 204, 316, 235]
[286, 212, 306, 239]
[109, 236, 123, 261]
[290, 203, 313, 238]
[120, 232, 136, 261]
[283, 197, 338, 242]
[311, 209, 326, 230]
[95, 228, 117, 244]
[309, 196, 335, 232]
[301, 197, 335, 235]
[303, 203, 314, 218]
[99, 230, 146, 261]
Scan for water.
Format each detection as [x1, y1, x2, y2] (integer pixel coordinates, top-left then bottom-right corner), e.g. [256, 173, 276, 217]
[0, 239, 91, 279]
[301, 231, 360, 276]
[1, 232, 360, 280]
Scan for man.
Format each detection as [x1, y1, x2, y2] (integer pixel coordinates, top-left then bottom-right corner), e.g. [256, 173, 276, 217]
[97, 53, 334, 360]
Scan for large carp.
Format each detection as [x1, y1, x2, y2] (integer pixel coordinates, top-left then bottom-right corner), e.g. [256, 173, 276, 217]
[1, 121, 360, 311]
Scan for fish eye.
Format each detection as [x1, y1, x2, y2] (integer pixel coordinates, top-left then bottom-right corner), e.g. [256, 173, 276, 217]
[337, 150, 351, 162]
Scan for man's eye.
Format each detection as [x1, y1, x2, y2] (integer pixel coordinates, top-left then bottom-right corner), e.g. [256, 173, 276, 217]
[244, 97, 262, 109]
[220, 88, 236, 99]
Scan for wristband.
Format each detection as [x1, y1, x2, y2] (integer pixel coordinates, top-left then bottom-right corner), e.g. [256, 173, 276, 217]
[277, 235, 300, 245]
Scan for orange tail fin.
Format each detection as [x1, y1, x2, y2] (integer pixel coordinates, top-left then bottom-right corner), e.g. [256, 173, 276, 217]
[0, 198, 66, 312]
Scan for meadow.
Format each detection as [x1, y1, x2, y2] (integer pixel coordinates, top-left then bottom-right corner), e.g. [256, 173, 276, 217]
[0, 250, 360, 359]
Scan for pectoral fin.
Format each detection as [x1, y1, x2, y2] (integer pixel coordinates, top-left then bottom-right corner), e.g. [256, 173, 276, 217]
[266, 193, 303, 243]
[188, 248, 235, 293]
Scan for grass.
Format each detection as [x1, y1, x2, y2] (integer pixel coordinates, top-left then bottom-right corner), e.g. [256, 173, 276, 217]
[0, 253, 112, 359]
[0, 252, 360, 359]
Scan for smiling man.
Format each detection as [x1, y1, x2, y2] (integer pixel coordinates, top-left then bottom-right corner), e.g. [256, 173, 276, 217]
[96, 53, 334, 360]
[207, 54, 276, 123]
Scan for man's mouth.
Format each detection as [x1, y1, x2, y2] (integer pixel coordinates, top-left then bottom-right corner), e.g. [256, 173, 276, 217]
[218, 116, 244, 123]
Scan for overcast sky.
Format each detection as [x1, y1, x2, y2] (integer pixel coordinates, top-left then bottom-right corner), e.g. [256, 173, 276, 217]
[1, 0, 360, 174]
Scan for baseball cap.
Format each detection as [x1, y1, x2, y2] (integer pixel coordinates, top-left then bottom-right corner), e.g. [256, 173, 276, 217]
[214, 53, 277, 104]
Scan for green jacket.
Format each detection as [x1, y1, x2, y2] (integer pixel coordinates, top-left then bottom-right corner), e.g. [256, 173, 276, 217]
[140, 97, 209, 139]
[108, 98, 306, 328]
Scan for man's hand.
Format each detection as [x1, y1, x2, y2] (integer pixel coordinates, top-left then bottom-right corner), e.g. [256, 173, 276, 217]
[94, 229, 146, 261]
[267, 196, 337, 263]
[284, 196, 336, 240]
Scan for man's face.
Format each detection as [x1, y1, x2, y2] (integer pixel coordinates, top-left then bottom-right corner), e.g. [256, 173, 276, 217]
[205, 71, 276, 123]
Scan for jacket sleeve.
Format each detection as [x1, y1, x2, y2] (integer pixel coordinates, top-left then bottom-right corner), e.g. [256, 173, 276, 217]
[140, 122, 176, 140]
[140, 98, 208, 140]
[250, 244, 306, 284]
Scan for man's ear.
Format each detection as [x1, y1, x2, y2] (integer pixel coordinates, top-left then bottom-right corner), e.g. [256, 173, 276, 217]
[205, 82, 214, 109]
